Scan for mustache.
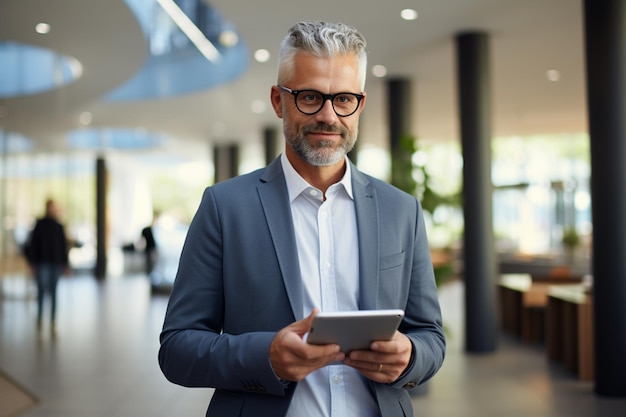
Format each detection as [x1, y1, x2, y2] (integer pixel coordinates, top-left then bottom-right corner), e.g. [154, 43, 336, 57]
[302, 123, 346, 136]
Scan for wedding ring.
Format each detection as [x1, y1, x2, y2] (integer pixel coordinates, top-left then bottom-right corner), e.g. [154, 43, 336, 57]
[378, 363, 383, 372]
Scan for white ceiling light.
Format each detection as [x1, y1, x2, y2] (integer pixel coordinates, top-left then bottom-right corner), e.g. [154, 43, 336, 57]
[546, 69, 560, 82]
[156, 0, 221, 63]
[401, 9, 418, 21]
[218, 30, 239, 48]
[254, 49, 270, 63]
[79, 111, 93, 126]
[35, 22, 51, 34]
[372, 64, 387, 78]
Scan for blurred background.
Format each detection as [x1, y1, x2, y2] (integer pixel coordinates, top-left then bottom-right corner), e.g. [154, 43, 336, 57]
[0, 0, 590, 286]
[3, 1, 625, 416]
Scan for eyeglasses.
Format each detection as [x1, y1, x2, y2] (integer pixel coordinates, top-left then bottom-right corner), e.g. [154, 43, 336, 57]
[278, 85, 364, 117]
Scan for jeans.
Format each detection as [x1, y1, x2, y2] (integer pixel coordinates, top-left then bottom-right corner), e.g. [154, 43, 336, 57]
[35, 263, 63, 324]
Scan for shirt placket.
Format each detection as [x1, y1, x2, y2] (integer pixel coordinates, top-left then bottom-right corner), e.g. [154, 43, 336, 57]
[317, 196, 336, 312]
[318, 190, 346, 416]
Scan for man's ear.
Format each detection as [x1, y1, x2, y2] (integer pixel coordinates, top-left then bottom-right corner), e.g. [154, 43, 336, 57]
[357, 92, 367, 114]
[270, 85, 283, 118]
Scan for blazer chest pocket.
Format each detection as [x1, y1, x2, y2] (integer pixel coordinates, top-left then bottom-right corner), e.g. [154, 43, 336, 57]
[379, 251, 405, 271]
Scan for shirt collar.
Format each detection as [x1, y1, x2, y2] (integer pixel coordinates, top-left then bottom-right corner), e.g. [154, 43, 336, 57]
[280, 152, 354, 202]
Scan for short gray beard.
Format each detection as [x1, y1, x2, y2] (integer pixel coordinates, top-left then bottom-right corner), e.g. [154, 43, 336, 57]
[286, 123, 357, 167]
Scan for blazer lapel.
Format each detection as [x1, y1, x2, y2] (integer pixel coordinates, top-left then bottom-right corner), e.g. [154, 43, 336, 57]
[257, 159, 304, 320]
[351, 165, 380, 310]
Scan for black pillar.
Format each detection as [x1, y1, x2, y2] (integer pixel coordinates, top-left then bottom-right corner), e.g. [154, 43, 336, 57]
[387, 78, 413, 187]
[95, 157, 107, 280]
[584, 0, 626, 397]
[213, 144, 239, 183]
[264, 126, 280, 165]
[228, 144, 239, 178]
[456, 32, 498, 353]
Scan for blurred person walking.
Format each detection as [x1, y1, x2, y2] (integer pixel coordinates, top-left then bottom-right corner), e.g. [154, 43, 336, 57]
[26, 198, 69, 333]
[140, 212, 159, 276]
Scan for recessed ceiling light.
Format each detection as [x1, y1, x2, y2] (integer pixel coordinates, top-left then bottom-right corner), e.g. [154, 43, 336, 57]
[372, 64, 387, 78]
[254, 49, 270, 63]
[79, 111, 93, 126]
[35, 22, 51, 34]
[546, 69, 561, 82]
[218, 30, 239, 47]
[401, 9, 418, 21]
[546, 69, 560, 82]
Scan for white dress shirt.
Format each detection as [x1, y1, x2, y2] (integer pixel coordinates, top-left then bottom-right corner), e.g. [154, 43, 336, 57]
[281, 153, 380, 417]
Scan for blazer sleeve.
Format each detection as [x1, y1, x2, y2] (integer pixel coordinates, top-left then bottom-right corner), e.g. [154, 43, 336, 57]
[158, 187, 291, 396]
[391, 197, 446, 390]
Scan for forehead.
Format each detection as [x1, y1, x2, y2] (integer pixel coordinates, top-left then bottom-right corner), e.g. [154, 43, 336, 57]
[288, 53, 361, 92]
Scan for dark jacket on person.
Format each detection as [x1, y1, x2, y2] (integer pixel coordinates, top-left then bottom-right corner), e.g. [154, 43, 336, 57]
[27, 217, 68, 266]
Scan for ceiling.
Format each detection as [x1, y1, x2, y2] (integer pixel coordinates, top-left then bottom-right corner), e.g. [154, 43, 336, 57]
[0, 0, 586, 158]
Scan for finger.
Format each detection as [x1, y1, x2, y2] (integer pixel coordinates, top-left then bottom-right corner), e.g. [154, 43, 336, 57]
[272, 309, 340, 363]
[369, 331, 405, 353]
[343, 360, 397, 383]
[272, 334, 343, 381]
[289, 308, 319, 339]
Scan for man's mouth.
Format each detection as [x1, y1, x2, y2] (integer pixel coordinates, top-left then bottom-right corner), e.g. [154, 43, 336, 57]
[303, 123, 345, 138]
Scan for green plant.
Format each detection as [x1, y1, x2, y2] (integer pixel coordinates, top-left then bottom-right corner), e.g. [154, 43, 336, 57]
[562, 227, 580, 249]
[391, 134, 461, 287]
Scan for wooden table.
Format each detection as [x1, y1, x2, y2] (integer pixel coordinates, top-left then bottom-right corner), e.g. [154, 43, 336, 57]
[545, 285, 594, 380]
[499, 274, 550, 343]
[499, 273, 585, 344]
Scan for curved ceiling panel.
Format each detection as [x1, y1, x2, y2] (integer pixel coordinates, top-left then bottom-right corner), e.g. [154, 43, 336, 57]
[106, 40, 247, 101]
[107, 0, 248, 100]
[0, 0, 146, 142]
[0, 42, 82, 98]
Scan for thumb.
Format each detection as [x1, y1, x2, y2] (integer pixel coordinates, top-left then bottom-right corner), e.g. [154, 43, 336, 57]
[291, 308, 319, 339]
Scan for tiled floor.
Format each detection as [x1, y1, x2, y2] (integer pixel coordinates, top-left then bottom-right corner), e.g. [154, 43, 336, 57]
[1, 272, 625, 417]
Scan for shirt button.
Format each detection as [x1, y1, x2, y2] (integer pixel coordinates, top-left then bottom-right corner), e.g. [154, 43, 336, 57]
[324, 262, 331, 269]
[309, 189, 318, 196]
[332, 376, 341, 384]
[320, 211, 328, 219]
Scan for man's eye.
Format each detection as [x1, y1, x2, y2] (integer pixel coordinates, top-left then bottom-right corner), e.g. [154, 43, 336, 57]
[336, 95, 351, 104]
[301, 93, 319, 102]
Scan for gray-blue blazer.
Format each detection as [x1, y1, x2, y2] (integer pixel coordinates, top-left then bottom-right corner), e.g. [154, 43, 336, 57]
[159, 157, 446, 417]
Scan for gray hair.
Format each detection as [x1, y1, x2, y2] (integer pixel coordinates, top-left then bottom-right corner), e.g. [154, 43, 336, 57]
[277, 21, 368, 90]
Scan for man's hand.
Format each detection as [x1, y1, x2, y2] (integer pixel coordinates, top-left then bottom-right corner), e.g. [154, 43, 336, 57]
[343, 331, 413, 383]
[270, 309, 345, 382]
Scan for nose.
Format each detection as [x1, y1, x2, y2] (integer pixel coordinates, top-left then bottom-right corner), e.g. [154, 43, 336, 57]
[315, 97, 338, 123]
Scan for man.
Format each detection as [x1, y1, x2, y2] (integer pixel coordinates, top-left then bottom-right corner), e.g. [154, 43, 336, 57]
[159, 21, 445, 416]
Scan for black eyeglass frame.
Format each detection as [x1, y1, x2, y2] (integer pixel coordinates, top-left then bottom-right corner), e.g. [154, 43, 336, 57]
[278, 85, 364, 117]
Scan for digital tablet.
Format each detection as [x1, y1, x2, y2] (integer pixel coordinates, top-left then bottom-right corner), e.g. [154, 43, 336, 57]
[306, 309, 405, 353]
